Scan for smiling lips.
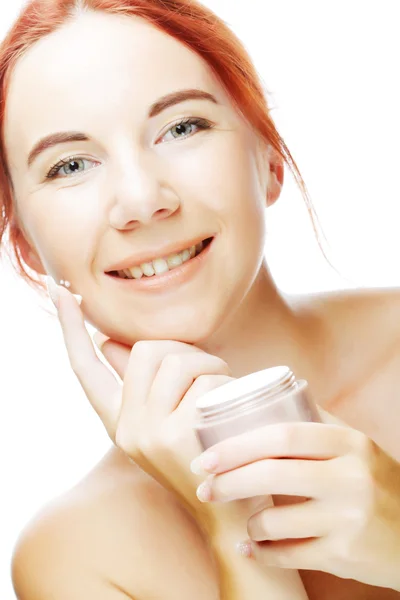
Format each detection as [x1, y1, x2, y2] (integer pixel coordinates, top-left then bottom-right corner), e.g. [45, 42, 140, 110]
[107, 237, 213, 280]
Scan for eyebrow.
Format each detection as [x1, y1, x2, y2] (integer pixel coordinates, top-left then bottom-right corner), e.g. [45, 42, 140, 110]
[27, 88, 218, 167]
[148, 88, 218, 118]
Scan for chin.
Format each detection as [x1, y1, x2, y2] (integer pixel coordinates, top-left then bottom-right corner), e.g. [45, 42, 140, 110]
[87, 303, 227, 348]
[126, 318, 219, 346]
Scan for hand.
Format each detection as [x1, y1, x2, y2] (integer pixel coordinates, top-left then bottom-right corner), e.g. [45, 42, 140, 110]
[191, 420, 400, 590]
[52, 283, 233, 521]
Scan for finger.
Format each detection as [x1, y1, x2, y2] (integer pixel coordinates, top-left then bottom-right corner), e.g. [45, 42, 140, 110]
[95, 336, 132, 380]
[56, 286, 121, 436]
[250, 536, 325, 571]
[247, 499, 334, 541]
[191, 422, 359, 475]
[116, 341, 201, 448]
[178, 373, 234, 421]
[207, 457, 338, 501]
[164, 373, 234, 456]
[147, 353, 231, 423]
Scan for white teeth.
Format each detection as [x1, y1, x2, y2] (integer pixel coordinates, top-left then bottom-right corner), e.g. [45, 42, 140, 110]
[129, 266, 143, 279]
[167, 253, 183, 268]
[141, 262, 155, 277]
[152, 258, 169, 275]
[115, 240, 208, 279]
[180, 248, 190, 262]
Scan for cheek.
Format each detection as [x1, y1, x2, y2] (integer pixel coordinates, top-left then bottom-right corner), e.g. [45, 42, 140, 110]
[167, 134, 266, 287]
[20, 187, 98, 274]
[167, 132, 266, 221]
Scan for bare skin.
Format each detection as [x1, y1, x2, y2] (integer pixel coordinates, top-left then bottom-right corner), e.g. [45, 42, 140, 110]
[4, 10, 400, 600]
[12, 287, 400, 600]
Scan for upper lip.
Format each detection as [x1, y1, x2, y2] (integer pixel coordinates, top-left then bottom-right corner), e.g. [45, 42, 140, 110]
[105, 235, 213, 272]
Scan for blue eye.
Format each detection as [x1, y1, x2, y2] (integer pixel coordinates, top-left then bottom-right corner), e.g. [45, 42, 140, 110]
[46, 157, 96, 180]
[161, 117, 213, 142]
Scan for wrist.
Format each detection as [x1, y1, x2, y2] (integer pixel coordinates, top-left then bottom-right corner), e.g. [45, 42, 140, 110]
[202, 497, 308, 600]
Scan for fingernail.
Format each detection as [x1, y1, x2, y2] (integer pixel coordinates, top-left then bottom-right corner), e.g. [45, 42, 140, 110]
[196, 481, 212, 503]
[73, 294, 83, 306]
[60, 280, 82, 305]
[45, 276, 61, 309]
[235, 540, 252, 558]
[190, 452, 218, 475]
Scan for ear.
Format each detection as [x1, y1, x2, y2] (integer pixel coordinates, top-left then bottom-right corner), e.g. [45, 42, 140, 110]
[11, 222, 46, 275]
[266, 146, 284, 207]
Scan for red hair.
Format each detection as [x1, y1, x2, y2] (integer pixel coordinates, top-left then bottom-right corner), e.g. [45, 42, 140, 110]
[0, 0, 316, 291]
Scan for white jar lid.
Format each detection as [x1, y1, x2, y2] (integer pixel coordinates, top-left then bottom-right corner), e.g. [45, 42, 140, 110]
[196, 365, 292, 410]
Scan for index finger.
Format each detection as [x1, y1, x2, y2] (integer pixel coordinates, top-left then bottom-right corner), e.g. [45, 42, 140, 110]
[55, 283, 122, 437]
[191, 422, 357, 475]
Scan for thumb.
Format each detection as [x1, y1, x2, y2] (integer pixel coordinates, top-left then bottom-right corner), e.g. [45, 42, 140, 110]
[93, 332, 132, 379]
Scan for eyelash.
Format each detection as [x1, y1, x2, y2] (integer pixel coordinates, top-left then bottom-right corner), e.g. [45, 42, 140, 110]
[45, 117, 214, 180]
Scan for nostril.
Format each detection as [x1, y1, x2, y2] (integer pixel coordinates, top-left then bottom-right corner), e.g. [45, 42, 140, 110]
[153, 208, 173, 220]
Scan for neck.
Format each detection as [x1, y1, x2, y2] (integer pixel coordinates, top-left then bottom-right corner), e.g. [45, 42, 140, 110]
[198, 262, 319, 379]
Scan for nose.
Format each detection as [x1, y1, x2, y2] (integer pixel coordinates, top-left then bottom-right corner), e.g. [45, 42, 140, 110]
[108, 154, 180, 230]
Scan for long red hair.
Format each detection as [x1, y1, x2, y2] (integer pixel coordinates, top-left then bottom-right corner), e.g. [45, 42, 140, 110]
[0, 0, 314, 290]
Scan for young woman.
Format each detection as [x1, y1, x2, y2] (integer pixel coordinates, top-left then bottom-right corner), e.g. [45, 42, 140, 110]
[2, 1, 400, 599]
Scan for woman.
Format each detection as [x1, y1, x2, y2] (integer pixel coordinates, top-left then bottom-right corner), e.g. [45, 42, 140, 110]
[3, 0, 400, 598]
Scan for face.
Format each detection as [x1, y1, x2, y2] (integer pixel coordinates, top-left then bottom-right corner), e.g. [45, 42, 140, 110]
[4, 11, 281, 345]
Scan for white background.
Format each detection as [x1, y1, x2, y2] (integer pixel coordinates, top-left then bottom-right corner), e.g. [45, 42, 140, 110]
[1, 1, 399, 597]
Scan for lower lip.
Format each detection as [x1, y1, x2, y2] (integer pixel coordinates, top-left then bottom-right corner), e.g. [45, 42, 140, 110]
[105, 238, 215, 292]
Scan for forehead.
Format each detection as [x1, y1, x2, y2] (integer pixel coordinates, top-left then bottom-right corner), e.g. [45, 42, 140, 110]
[4, 11, 222, 153]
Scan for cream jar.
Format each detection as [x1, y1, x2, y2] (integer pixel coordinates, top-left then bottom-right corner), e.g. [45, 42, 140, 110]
[195, 366, 320, 450]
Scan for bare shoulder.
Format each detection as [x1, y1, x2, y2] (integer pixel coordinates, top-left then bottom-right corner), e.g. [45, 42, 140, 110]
[290, 287, 400, 370]
[290, 288, 400, 456]
[292, 286, 400, 336]
[12, 449, 217, 600]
